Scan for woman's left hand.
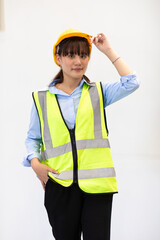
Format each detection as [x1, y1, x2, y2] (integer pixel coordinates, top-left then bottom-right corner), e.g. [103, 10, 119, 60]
[90, 33, 112, 54]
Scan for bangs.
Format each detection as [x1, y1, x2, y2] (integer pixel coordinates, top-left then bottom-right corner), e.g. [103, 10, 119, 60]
[57, 37, 90, 56]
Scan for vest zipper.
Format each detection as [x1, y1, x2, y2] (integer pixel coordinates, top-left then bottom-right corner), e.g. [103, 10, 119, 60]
[69, 128, 78, 184]
[55, 96, 78, 184]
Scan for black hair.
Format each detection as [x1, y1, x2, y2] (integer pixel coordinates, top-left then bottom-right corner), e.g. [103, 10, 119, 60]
[56, 36, 90, 57]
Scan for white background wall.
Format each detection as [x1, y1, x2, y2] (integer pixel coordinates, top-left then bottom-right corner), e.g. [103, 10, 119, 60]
[0, 0, 160, 239]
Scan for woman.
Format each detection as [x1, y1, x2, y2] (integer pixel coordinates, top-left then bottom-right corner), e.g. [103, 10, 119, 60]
[23, 28, 139, 240]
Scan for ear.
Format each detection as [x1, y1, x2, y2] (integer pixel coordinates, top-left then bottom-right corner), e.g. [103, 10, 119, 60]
[56, 54, 62, 66]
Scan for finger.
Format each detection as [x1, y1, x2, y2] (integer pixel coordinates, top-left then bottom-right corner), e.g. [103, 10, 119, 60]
[90, 35, 99, 43]
[96, 34, 103, 43]
[97, 33, 106, 41]
[48, 168, 59, 174]
[97, 33, 102, 38]
[40, 180, 46, 191]
[97, 33, 105, 38]
[89, 36, 95, 44]
[94, 36, 99, 44]
[97, 34, 104, 42]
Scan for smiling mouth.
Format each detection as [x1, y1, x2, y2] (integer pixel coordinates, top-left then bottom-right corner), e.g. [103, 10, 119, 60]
[72, 68, 83, 71]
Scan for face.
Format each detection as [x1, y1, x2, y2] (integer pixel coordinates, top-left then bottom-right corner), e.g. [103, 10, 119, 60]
[56, 53, 89, 81]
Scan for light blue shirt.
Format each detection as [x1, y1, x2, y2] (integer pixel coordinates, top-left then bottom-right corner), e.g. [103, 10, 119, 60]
[23, 74, 140, 167]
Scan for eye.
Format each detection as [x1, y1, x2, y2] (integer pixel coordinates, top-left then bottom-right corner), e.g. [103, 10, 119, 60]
[68, 53, 75, 59]
[80, 54, 88, 59]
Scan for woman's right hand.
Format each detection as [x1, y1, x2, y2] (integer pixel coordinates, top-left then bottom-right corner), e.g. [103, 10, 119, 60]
[31, 158, 58, 190]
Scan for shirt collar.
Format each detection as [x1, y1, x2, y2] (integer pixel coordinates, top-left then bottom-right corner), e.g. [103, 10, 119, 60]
[82, 78, 95, 87]
[48, 77, 95, 95]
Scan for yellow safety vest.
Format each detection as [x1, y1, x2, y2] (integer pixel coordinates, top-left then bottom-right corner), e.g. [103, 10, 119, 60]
[33, 82, 118, 194]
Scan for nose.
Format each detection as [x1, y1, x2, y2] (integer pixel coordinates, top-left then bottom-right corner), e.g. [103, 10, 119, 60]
[74, 55, 81, 65]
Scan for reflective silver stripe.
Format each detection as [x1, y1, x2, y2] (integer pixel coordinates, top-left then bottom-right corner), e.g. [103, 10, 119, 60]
[41, 142, 72, 160]
[41, 138, 110, 160]
[49, 167, 116, 180]
[88, 85, 102, 139]
[50, 170, 73, 180]
[76, 138, 110, 150]
[38, 91, 53, 149]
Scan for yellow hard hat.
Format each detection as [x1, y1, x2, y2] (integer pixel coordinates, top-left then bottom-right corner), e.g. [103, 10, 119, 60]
[53, 28, 92, 66]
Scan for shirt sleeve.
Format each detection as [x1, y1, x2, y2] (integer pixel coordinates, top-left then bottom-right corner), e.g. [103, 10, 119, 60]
[22, 101, 42, 167]
[101, 73, 140, 108]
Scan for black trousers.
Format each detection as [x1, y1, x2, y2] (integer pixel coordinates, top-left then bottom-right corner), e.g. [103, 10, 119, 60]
[44, 179, 113, 240]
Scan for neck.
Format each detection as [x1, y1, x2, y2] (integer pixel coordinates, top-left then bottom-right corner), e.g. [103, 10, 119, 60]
[56, 75, 83, 94]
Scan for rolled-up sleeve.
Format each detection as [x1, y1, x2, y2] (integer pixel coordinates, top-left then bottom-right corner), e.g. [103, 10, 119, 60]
[101, 73, 140, 108]
[22, 102, 42, 167]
